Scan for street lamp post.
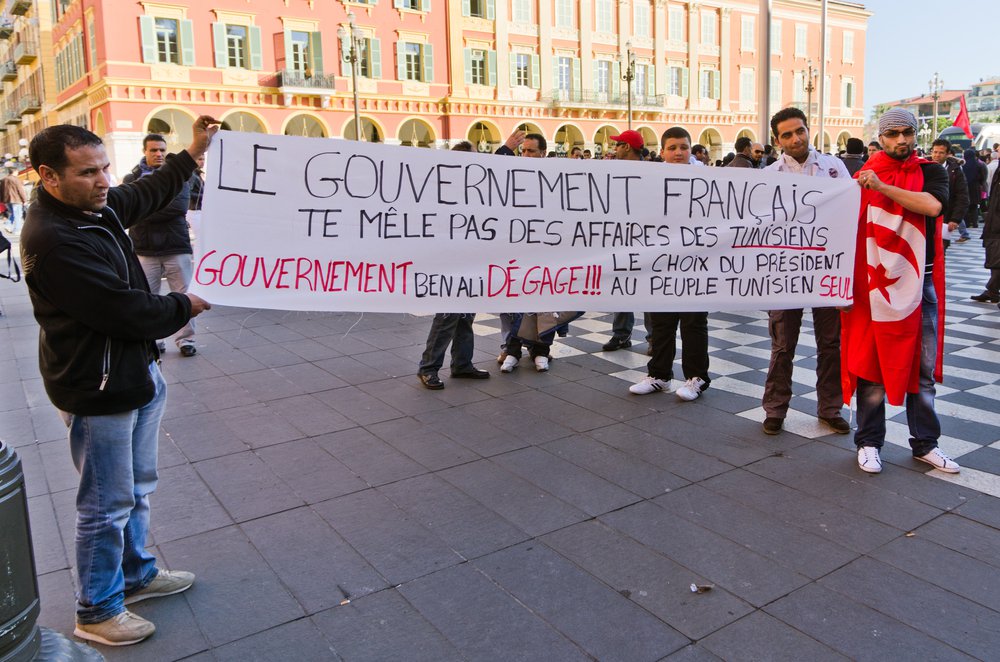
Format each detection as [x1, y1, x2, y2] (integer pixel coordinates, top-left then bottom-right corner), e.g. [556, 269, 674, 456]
[919, 121, 930, 152]
[337, 12, 365, 141]
[804, 59, 817, 131]
[618, 40, 636, 130]
[929, 72, 944, 142]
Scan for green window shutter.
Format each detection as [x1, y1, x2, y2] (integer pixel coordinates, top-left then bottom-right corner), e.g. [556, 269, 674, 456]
[371, 39, 382, 78]
[421, 0, 431, 10]
[422, 43, 433, 81]
[552, 59, 559, 91]
[310, 32, 324, 75]
[487, 0, 495, 20]
[212, 23, 227, 67]
[139, 15, 157, 63]
[249, 26, 263, 70]
[341, 34, 353, 76]
[397, 42, 406, 79]
[88, 18, 97, 68]
[487, 50, 496, 85]
[462, 0, 470, 16]
[283, 31, 294, 71]
[464, 48, 472, 84]
[180, 19, 195, 65]
[394, 0, 405, 8]
[572, 57, 581, 92]
[712, 70, 720, 98]
[681, 67, 689, 96]
[530, 54, 539, 88]
[510, 54, 518, 86]
[592, 61, 598, 90]
[647, 66, 655, 95]
[611, 61, 620, 96]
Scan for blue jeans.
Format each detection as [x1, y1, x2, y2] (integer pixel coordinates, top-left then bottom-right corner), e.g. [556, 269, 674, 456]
[418, 313, 476, 375]
[67, 362, 165, 623]
[855, 278, 940, 456]
[611, 313, 634, 339]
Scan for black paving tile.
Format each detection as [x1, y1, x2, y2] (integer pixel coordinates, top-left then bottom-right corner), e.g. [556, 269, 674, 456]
[212, 618, 341, 662]
[194, 451, 304, 523]
[368, 417, 480, 471]
[587, 423, 733, 483]
[953, 493, 1000, 530]
[150, 463, 233, 544]
[161, 411, 249, 462]
[313, 428, 426, 486]
[700, 612, 848, 662]
[255, 438, 367, 504]
[914, 512, 1000, 569]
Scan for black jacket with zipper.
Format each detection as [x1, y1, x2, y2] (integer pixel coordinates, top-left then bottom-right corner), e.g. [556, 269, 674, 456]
[20, 150, 196, 416]
[122, 158, 193, 256]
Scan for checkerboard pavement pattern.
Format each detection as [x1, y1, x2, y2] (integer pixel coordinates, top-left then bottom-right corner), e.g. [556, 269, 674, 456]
[470, 227, 1000, 497]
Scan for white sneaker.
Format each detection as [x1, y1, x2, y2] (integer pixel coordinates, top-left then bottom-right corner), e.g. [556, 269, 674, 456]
[857, 446, 882, 474]
[629, 377, 674, 395]
[915, 448, 961, 474]
[533, 356, 550, 372]
[676, 377, 706, 401]
[500, 355, 519, 373]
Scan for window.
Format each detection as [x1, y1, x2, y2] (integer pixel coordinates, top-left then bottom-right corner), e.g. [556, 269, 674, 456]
[290, 31, 311, 74]
[741, 15, 754, 50]
[771, 20, 782, 53]
[633, 1, 650, 38]
[397, 0, 423, 9]
[740, 69, 755, 107]
[213, 22, 263, 70]
[596, 0, 613, 33]
[842, 31, 854, 62]
[87, 16, 97, 68]
[555, 0, 573, 28]
[668, 66, 685, 96]
[700, 68, 718, 99]
[155, 18, 179, 64]
[557, 56, 571, 91]
[795, 24, 807, 57]
[348, 37, 382, 78]
[468, 0, 486, 17]
[514, 53, 530, 86]
[668, 6, 685, 42]
[842, 79, 854, 108]
[770, 70, 782, 109]
[701, 11, 717, 45]
[824, 27, 831, 59]
[512, 0, 530, 23]
[635, 63, 648, 97]
[225, 25, 247, 68]
[596, 60, 611, 94]
[403, 42, 422, 80]
[470, 49, 486, 84]
[792, 71, 805, 102]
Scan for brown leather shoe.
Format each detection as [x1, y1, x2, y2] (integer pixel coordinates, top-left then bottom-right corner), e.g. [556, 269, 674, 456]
[762, 417, 783, 435]
[418, 373, 444, 390]
[820, 416, 851, 434]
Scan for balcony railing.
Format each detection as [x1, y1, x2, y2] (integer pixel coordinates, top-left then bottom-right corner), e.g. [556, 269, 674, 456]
[272, 69, 336, 90]
[4, 110, 22, 124]
[9, 0, 31, 16]
[13, 41, 36, 65]
[18, 95, 39, 114]
[545, 89, 666, 109]
[0, 60, 16, 82]
[0, 22, 13, 39]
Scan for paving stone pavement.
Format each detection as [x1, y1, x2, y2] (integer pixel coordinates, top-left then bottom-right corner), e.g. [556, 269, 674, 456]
[3, 228, 1000, 661]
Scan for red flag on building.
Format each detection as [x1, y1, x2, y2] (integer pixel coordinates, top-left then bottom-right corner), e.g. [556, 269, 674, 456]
[954, 95, 974, 140]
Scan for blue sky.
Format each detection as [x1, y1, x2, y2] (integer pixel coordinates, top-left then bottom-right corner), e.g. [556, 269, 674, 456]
[862, 0, 1000, 117]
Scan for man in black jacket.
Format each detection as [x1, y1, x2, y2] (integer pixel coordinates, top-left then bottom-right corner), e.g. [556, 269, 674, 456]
[123, 134, 199, 356]
[20, 116, 217, 646]
[929, 139, 971, 254]
[726, 136, 756, 168]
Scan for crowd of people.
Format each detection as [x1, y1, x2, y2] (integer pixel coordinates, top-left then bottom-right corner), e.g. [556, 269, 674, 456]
[11, 104, 1000, 647]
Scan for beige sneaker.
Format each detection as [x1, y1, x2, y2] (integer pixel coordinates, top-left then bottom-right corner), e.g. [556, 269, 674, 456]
[75, 610, 155, 646]
[124, 568, 195, 605]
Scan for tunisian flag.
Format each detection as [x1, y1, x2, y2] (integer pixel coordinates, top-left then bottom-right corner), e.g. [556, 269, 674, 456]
[954, 95, 974, 140]
[841, 151, 945, 406]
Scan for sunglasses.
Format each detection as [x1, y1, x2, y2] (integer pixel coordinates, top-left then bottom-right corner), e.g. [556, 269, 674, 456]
[881, 128, 915, 139]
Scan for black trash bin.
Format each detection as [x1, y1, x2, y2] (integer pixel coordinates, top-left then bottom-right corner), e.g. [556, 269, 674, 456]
[0, 440, 41, 662]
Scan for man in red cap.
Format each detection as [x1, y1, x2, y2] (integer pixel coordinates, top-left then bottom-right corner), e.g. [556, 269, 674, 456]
[601, 130, 650, 352]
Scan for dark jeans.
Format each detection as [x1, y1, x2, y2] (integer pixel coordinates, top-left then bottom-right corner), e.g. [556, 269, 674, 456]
[646, 312, 710, 386]
[985, 268, 1000, 295]
[418, 313, 476, 375]
[855, 278, 940, 456]
[762, 307, 843, 419]
[610, 312, 653, 340]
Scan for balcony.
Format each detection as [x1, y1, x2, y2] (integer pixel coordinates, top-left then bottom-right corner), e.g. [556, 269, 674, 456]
[9, 0, 32, 16]
[18, 95, 39, 114]
[0, 22, 13, 39]
[4, 109, 21, 124]
[0, 60, 16, 81]
[546, 89, 666, 110]
[13, 41, 35, 65]
[273, 69, 336, 91]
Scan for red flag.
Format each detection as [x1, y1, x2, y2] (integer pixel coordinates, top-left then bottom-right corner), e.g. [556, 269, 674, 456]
[954, 95, 974, 140]
[841, 152, 944, 406]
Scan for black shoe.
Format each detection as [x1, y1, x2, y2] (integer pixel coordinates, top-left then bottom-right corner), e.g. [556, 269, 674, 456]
[762, 417, 783, 435]
[451, 368, 490, 379]
[418, 373, 444, 390]
[971, 292, 1000, 303]
[602, 336, 632, 351]
[819, 415, 851, 434]
[179, 345, 197, 357]
[956, 237, 970, 243]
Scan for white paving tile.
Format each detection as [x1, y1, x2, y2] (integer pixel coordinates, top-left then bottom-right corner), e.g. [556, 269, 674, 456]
[930, 467, 1000, 499]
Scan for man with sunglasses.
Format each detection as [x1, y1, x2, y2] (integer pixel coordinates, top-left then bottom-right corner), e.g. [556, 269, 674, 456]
[845, 108, 959, 474]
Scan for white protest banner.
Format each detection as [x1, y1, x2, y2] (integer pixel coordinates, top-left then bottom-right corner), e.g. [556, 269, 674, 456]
[195, 131, 860, 313]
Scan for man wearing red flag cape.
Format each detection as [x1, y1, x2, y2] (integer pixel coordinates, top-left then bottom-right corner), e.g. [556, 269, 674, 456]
[844, 108, 960, 474]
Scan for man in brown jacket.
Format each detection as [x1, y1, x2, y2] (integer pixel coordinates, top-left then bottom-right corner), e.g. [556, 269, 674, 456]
[1, 169, 28, 234]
